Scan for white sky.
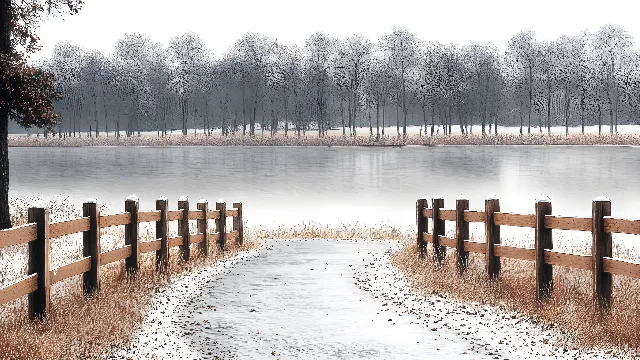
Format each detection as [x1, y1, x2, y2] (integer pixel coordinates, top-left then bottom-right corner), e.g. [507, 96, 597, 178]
[31, 0, 638, 61]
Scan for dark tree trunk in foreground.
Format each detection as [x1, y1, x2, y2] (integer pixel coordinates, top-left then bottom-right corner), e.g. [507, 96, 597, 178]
[0, 0, 11, 229]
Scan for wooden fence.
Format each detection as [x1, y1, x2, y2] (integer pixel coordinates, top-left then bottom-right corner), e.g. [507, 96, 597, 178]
[416, 194, 640, 311]
[0, 196, 243, 319]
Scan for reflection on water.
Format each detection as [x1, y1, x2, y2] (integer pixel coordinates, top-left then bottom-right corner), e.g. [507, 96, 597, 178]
[10, 146, 640, 236]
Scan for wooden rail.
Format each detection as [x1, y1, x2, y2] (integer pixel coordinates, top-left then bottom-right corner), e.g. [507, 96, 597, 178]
[417, 194, 640, 311]
[0, 224, 37, 248]
[0, 196, 243, 319]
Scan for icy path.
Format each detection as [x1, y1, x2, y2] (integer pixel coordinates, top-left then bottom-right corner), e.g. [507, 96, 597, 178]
[110, 240, 621, 359]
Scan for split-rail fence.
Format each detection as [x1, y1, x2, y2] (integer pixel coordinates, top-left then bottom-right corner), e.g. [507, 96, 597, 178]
[416, 194, 640, 311]
[0, 196, 243, 319]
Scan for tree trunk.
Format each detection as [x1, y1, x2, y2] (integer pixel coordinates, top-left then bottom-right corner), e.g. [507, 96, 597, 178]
[580, 94, 585, 134]
[376, 100, 380, 141]
[396, 102, 399, 136]
[347, 95, 353, 136]
[564, 84, 570, 136]
[181, 96, 187, 135]
[0, 0, 12, 229]
[242, 83, 246, 135]
[94, 87, 99, 137]
[368, 106, 372, 136]
[614, 93, 619, 134]
[422, 106, 427, 137]
[430, 104, 435, 136]
[402, 73, 407, 137]
[381, 100, 385, 136]
[599, 103, 603, 135]
[528, 66, 532, 135]
[341, 98, 345, 136]
[546, 78, 551, 135]
[520, 110, 523, 136]
[448, 106, 452, 135]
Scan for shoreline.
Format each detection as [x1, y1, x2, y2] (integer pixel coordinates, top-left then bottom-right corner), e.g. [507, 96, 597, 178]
[8, 133, 640, 147]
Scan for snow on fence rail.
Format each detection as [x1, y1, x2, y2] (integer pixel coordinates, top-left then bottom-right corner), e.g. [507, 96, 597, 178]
[0, 196, 243, 319]
[416, 195, 640, 311]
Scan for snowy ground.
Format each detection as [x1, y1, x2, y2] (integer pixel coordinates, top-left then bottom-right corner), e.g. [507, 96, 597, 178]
[10, 124, 640, 138]
[107, 240, 627, 359]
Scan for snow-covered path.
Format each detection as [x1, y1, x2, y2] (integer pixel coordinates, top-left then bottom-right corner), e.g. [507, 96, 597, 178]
[110, 240, 625, 359]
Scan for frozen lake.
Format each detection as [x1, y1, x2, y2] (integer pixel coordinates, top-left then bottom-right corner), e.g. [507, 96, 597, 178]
[10, 145, 640, 231]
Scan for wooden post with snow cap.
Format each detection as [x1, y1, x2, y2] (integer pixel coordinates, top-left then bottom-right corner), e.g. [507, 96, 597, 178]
[83, 198, 100, 295]
[485, 195, 501, 279]
[178, 196, 190, 261]
[216, 200, 226, 249]
[28, 201, 50, 320]
[233, 201, 243, 245]
[416, 198, 428, 258]
[432, 195, 445, 265]
[592, 195, 612, 311]
[197, 199, 209, 256]
[156, 197, 169, 272]
[455, 195, 470, 273]
[125, 195, 139, 274]
[535, 195, 553, 301]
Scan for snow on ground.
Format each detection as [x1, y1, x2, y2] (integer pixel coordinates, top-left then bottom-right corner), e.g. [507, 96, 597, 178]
[107, 240, 627, 359]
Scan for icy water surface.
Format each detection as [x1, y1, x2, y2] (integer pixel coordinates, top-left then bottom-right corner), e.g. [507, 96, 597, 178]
[9, 146, 640, 230]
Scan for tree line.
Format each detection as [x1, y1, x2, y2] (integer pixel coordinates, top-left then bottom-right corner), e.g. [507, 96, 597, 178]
[24, 24, 640, 139]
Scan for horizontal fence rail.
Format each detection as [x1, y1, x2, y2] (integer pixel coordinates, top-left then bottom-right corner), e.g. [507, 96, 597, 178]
[0, 196, 243, 319]
[416, 194, 639, 312]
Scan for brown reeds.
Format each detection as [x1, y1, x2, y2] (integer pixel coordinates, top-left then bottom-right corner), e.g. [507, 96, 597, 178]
[392, 239, 640, 352]
[9, 133, 640, 147]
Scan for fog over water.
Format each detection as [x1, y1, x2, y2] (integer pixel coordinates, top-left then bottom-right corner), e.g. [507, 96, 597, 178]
[11, 146, 640, 236]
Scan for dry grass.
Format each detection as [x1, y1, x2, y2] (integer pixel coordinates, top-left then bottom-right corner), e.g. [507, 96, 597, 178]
[9, 132, 640, 147]
[0, 197, 259, 360]
[392, 239, 640, 352]
[247, 221, 414, 242]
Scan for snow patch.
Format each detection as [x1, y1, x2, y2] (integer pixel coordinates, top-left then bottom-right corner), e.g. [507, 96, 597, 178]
[31, 200, 47, 209]
[157, 196, 168, 201]
[536, 194, 551, 203]
[84, 198, 97, 204]
[432, 194, 443, 200]
[594, 195, 610, 202]
[197, 198, 207, 204]
[178, 196, 189, 202]
[486, 194, 499, 200]
[126, 194, 138, 202]
[216, 199, 224, 204]
[456, 195, 468, 201]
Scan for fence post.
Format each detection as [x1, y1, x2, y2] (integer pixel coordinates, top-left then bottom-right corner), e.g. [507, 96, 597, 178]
[178, 197, 190, 261]
[432, 195, 445, 265]
[83, 199, 100, 295]
[197, 199, 209, 257]
[592, 196, 612, 311]
[156, 197, 169, 272]
[28, 203, 50, 320]
[216, 200, 226, 250]
[416, 198, 428, 258]
[485, 195, 501, 279]
[456, 195, 470, 274]
[535, 195, 553, 301]
[125, 195, 139, 274]
[233, 201, 243, 245]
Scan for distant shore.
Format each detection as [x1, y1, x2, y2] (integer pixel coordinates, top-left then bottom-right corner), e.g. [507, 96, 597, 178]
[8, 132, 640, 147]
